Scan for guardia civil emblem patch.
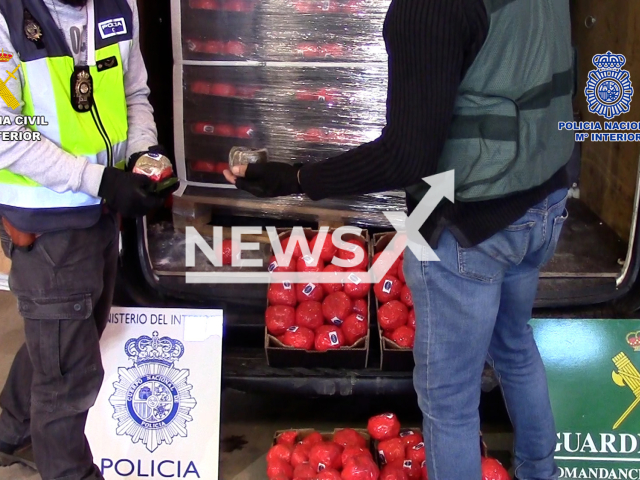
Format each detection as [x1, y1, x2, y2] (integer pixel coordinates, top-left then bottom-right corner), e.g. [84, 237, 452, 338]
[108, 331, 197, 453]
[585, 51, 633, 120]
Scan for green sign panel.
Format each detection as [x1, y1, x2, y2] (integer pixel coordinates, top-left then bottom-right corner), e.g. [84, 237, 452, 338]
[533, 319, 640, 479]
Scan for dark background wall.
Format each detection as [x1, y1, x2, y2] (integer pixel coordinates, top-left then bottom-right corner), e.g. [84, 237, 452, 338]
[137, 0, 175, 158]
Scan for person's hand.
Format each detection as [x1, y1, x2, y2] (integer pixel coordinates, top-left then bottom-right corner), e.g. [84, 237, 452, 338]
[223, 162, 303, 198]
[98, 167, 168, 217]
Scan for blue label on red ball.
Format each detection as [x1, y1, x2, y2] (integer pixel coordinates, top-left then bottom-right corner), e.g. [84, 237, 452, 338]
[303, 284, 316, 296]
[268, 261, 278, 272]
[383, 280, 393, 294]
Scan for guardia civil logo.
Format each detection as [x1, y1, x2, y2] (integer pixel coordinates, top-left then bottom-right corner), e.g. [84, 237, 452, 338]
[108, 331, 197, 453]
[585, 52, 634, 120]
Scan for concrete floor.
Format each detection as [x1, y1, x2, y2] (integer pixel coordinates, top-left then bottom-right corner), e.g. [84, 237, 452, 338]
[0, 291, 513, 479]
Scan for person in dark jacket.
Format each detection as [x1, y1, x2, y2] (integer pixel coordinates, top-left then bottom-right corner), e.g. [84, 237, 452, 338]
[226, 1, 573, 478]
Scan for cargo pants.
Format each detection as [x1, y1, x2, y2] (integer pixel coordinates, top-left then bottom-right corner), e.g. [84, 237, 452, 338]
[0, 213, 119, 480]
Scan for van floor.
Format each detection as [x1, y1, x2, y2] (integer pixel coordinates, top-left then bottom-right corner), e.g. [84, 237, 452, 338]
[543, 198, 627, 278]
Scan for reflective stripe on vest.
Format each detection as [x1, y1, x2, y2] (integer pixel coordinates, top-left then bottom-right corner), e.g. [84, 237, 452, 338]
[407, 0, 574, 204]
[0, 0, 130, 210]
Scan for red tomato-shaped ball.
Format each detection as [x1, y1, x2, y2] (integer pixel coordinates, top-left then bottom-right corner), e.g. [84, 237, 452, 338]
[280, 236, 303, 259]
[267, 458, 293, 479]
[342, 313, 368, 346]
[401, 460, 422, 480]
[367, 413, 401, 441]
[352, 299, 368, 318]
[378, 438, 405, 466]
[323, 264, 345, 295]
[309, 442, 342, 472]
[372, 251, 400, 278]
[293, 463, 316, 479]
[268, 255, 295, 273]
[378, 301, 409, 331]
[333, 428, 367, 449]
[310, 232, 338, 262]
[343, 271, 371, 299]
[342, 454, 380, 480]
[265, 305, 295, 336]
[291, 443, 312, 467]
[407, 442, 426, 465]
[281, 326, 315, 350]
[268, 282, 297, 307]
[336, 239, 368, 270]
[317, 468, 342, 480]
[481, 457, 510, 480]
[315, 325, 345, 351]
[398, 258, 406, 283]
[221, 239, 239, 265]
[342, 446, 372, 466]
[322, 292, 353, 325]
[374, 275, 403, 303]
[296, 301, 324, 330]
[267, 444, 293, 464]
[296, 282, 325, 303]
[407, 309, 416, 330]
[297, 255, 325, 273]
[381, 465, 409, 480]
[400, 285, 414, 308]
[399, 431, 423, 449]
[276, 431, 298, 446]
[301, 432, 324, 447]
[389, 326, 415, 349]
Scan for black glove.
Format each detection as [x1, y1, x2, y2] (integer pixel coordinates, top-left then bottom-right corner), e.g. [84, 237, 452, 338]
[235, 162, 303, 198]
[98, 167, 168, 217]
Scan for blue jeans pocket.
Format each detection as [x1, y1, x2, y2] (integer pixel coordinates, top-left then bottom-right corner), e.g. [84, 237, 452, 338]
[457, 221, 536, 283]
[540, 207, 568, 267]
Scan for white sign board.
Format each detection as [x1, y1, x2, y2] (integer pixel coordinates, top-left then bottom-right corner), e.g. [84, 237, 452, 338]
[86, 307, 224, 480]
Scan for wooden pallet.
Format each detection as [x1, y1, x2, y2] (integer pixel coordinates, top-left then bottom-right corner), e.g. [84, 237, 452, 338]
[172, 191, 384, 232]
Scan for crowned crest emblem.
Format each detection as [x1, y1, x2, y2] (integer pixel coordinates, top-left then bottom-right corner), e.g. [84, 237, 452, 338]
[627, 331, 640, 352]
[108, 332, 197, 453]
[585, 51, 633, 120]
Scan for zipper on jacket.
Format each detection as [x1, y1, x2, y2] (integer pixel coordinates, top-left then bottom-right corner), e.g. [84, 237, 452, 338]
[90, 104, 113, 167]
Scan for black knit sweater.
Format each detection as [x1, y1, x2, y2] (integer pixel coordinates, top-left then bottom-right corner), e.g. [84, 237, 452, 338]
[298, 0, 569, 248]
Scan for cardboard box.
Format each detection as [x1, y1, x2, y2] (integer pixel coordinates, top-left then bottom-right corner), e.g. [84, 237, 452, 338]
[272, 428, 373, 448]
[371, 232, 415, 371]
[265, 228, 371, 369]
[0, 249, 9, 276]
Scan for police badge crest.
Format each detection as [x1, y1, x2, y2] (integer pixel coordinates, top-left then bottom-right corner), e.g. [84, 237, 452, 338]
[108, 331, 197, 453]
[585, 51, 634, 120]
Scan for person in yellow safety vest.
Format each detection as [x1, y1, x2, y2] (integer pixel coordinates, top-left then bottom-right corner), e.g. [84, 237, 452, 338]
[0, 1, 177, 479]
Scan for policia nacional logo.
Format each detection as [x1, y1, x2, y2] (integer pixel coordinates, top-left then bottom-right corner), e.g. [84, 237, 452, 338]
[108, 332, 197, 453]
[585, 52, 634, 120]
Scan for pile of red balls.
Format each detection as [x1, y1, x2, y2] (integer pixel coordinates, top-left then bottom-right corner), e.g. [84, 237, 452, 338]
[372, 247, 415, 349]
[367, 414, 427, 480]
[267, 428, 379, 480]
[266, 232, 371, 351]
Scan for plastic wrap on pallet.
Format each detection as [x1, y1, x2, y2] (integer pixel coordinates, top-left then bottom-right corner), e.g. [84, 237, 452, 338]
[182, 0, 389, 62]
[178, 0, 404, 225]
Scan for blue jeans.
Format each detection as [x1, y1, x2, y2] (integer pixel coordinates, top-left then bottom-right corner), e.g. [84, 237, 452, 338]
[404, 189, 569, 480]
